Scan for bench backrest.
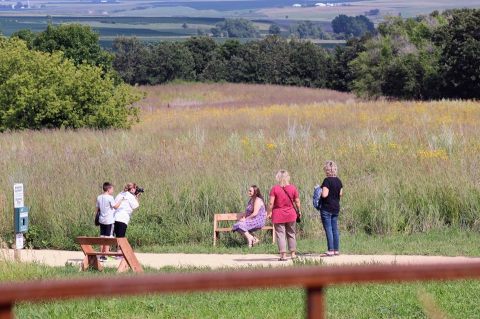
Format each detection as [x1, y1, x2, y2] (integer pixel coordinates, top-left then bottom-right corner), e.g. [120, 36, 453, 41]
[214, 213, 240, 222]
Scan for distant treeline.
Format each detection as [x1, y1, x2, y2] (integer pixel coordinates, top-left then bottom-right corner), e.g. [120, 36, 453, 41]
[113, 36, 331, 88]
[6, 8, 480, 103]
[113, 8, 479, 100]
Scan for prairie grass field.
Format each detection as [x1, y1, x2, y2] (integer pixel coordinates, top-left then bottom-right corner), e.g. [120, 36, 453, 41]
[1, 83, 479, 252]
[3, 262, 480, 318]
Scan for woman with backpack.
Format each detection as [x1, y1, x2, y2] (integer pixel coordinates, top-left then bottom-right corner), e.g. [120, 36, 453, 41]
[267, 170, 301, 261]
[232, 185, 266, 248]
[315, 161, 343, 257]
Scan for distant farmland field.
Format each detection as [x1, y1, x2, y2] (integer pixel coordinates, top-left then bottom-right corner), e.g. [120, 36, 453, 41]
[259, 0, 480, 21]
[0, 16, 344, 48]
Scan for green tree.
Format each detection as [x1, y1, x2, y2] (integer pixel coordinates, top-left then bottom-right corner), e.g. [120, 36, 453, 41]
[212, 19, 260, 38]
[256, 36, 292, 84]
[10, 29, 36, 48]
[350, 13, 444, 99]
[290, 21, 323, 39]
[218, 39, 242, 60]
[332, 14, 375, 37]
[0, 38, 140, 131]
[226, 41, 262, 83]
[435, 9, 480, 99]
[112, 37, 149, 85]
[269, 24, 281, 35]
[327, 36, 368, 92]
[147, 42, 195, 84]
[185, 36, 217, 79]
[350, 37, 394, 98]
[201, 53, 228, 82]
[288, 40, 329, 88]
[33, 24, 113, 72]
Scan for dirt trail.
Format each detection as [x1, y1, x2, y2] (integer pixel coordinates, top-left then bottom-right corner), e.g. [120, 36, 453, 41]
[1, 249, 479, 269]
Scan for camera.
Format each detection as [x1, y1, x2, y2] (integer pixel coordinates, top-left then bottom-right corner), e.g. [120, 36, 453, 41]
[135, 187, 145, 196]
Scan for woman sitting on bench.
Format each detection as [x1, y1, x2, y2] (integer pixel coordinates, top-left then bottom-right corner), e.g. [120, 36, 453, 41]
[232, 185, 266, 247]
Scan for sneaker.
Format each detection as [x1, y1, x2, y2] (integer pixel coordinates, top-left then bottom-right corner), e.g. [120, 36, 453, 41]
[99, 256, 107, 262]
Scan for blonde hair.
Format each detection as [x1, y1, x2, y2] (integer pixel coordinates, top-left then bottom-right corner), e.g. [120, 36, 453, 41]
[323, 161, 338, 177]
[275, 170, 290, 187]
[124, 182, 137, 192]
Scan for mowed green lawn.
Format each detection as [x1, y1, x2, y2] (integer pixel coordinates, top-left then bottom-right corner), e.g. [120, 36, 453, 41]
[2, 262, 480, 318]
[139, 229, 480, 257]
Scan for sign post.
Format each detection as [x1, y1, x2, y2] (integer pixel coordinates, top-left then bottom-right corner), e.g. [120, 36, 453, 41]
[13, 183, 28, 261]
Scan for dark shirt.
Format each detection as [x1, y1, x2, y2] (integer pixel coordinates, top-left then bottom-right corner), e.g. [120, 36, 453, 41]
[321, 177, 343, 215]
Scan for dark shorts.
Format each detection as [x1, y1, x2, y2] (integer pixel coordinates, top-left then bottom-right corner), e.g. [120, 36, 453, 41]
[114, 221, 128, 238]
[99, 223, 114, 237]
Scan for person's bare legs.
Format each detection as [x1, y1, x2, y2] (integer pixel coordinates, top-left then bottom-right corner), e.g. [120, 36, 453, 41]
[242, 231, 255, 247]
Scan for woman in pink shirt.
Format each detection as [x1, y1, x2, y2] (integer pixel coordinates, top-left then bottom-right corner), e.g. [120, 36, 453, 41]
[267, 170, 301, 261]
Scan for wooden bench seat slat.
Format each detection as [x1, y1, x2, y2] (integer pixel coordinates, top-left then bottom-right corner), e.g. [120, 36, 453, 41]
[215, 226, 274, 232]
[214, 213, 241, 221]
[213, 213, 276, 246]
[76, 237, 119, 245]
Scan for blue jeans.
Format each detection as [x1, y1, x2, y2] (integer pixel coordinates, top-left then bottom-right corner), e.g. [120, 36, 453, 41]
[320, 210, 339, 251]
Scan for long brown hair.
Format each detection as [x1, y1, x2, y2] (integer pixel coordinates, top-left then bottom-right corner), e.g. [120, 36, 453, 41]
[249, 185, 264, 205]
[124, 182, 137, 192]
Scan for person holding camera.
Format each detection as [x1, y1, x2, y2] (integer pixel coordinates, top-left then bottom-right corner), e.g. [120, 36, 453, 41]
[113, 182, 141, 239]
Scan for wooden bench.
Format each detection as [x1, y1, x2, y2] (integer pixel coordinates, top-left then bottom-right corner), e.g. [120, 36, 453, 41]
[213, 213, 276, 246]
[76, 236, 143, 273]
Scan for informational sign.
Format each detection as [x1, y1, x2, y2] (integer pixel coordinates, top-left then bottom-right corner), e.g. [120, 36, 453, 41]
[13, 183, 24, 208]
[15, 233, 24, 250]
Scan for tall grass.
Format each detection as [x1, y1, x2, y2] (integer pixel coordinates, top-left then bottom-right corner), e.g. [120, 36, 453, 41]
[1, 83, 479, 249]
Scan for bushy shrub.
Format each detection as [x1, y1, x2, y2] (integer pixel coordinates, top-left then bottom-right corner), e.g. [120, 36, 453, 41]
[0, 38, 141, 131]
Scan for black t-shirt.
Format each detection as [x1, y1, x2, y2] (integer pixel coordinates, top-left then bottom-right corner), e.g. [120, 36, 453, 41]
[321, 177, 343, 215]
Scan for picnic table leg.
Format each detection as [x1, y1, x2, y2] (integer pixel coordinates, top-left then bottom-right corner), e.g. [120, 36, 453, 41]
[80, 244, 103, 271]
[117, 238, 143, 273]
[88, 255, 103, 271]
[117, 258, 129, 273]
[81, 256, 89, 271]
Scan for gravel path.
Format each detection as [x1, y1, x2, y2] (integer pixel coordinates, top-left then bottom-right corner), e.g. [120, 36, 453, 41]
[2, 249, 479, 269]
